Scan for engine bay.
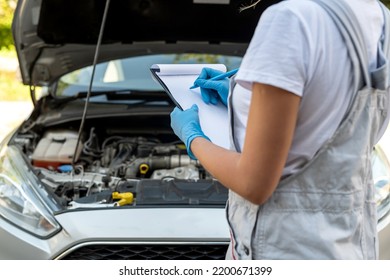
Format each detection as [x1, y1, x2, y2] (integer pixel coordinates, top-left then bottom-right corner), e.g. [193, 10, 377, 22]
[12, 114, 228, 209]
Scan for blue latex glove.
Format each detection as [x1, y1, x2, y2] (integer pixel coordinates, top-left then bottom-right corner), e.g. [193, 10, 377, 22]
[170, 104, 210, 159]
[192, 67, 230, 106]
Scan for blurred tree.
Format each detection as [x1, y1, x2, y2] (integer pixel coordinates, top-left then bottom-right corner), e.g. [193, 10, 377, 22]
[0, 0, 16, 50]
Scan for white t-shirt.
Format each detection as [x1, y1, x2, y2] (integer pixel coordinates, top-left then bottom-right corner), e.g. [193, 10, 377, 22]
[233, 0, 385, 176]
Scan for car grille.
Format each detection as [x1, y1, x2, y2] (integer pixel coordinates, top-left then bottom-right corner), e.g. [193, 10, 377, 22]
[60, 244, 229, 260]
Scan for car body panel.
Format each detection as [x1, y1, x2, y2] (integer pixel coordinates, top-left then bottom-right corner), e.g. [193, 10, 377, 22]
[0, 207, 229, 260]
[1, 0, 389, 260]
[379, 215, 390, 259]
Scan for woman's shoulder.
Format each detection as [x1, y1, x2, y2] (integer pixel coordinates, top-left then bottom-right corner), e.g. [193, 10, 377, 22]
[267, 0, 324, 13]
[260, 0, 328, 31]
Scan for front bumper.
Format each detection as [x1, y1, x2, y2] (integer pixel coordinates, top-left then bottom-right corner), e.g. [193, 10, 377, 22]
[0, 207, 229, 260]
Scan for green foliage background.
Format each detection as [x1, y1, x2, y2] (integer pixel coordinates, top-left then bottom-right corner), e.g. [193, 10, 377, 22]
[0, 0, 16, 50]
[0, 1, 29, 101]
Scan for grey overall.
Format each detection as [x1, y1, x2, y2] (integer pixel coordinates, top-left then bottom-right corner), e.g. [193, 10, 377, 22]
[225, 0, 390, 259]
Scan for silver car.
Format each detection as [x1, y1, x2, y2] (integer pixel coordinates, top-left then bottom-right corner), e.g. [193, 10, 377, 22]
[1, 0, 389, 259]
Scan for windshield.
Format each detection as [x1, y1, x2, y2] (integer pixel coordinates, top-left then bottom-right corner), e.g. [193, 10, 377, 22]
[55, 54, 242, 101]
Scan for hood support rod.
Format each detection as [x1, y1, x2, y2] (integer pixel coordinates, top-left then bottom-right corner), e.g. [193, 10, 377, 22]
[72, 0, 111, 169]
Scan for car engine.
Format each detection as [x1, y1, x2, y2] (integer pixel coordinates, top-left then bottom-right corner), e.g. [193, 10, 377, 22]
[12, 120, 227, 209]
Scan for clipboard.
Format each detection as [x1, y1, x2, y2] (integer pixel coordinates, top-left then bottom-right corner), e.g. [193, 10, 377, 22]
[150, 66, 183, 110]
[150, 64, 230, 149]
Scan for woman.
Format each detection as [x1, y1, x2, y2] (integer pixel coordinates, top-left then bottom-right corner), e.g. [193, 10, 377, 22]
[170, 0, 390, 259]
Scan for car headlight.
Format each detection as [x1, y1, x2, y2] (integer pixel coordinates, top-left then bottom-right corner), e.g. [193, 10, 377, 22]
[0, 145, 61, 238]
[372, 146, 390, 230]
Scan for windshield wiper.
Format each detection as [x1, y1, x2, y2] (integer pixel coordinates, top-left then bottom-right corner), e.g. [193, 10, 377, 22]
[78, 89, 172, 101]
[58, 89, 174, 104]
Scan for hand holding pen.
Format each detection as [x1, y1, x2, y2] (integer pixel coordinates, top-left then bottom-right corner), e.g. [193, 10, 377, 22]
[190, 67, 238, 106]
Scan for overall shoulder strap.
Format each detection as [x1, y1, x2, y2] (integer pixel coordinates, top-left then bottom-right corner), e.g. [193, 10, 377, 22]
[379, 1, 390, 58]
[373, 1, 390, 90]
[311, 0, 371, 89]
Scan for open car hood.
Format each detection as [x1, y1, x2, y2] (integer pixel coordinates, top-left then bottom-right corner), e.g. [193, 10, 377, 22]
[12, 0, 280, 86]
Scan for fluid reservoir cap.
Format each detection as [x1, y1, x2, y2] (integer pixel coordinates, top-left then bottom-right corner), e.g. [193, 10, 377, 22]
[58, 165, 73, 173]
[139, 163, 149, 175]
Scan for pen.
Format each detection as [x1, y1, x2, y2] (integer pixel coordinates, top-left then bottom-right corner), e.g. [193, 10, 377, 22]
[189, 68, 239, 89]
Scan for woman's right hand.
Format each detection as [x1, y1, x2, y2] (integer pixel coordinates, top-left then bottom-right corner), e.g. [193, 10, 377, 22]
[192, 67, 230, 106]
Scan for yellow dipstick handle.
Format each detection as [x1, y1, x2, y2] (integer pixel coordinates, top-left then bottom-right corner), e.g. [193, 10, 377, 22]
[139, 163, 149, 175]
[112, 192, 134, 206]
